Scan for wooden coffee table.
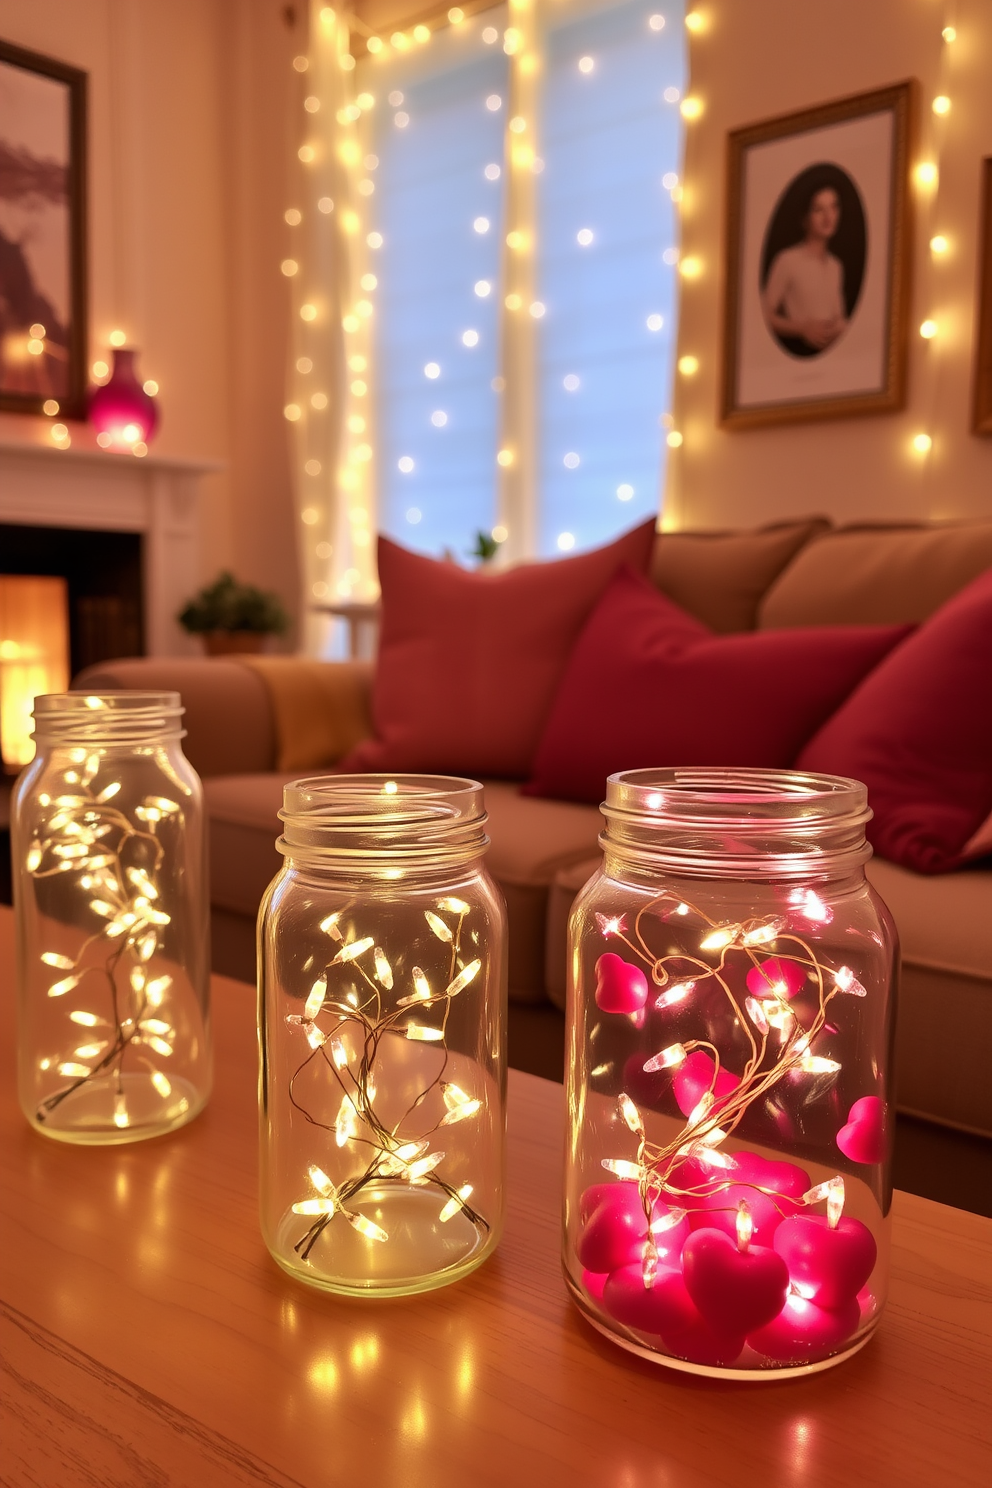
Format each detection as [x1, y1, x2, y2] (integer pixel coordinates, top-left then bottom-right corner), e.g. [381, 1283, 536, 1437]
[0, 906, 988, 1487]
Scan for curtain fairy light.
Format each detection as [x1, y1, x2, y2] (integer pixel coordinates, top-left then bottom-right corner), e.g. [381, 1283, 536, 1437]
[496, 0, 542, 561]
[289, 1, 685, 649]
[287, 6, 381, 657]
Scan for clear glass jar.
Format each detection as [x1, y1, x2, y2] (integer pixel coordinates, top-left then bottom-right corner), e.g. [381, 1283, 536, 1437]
[12, 692, 211, 1143]
[564, 768, 896, 1380]
[258, 774, 507, 1297]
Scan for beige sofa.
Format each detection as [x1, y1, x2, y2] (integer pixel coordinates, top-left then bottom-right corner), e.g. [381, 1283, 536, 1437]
[78, 518, 992, 1139]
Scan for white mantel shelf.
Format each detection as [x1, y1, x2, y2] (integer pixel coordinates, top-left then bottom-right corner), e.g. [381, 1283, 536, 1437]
[0, 439, 224, 657]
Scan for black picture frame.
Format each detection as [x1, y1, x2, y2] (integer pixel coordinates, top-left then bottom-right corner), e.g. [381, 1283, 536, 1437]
[0, 37, 88, 420]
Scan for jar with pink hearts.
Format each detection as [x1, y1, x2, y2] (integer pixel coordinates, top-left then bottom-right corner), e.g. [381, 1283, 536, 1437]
[563, 768, 895, 1379]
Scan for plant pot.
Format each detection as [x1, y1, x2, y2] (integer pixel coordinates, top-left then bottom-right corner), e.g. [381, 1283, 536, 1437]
[200, 631, 268, 656]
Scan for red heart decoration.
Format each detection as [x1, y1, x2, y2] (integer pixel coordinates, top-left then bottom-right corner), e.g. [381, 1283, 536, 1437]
[576, 1182, 689, 1274]
[674, 1050, 741, 1118]
[682, 1227, 789, 1336]
[594, 952, 648, 1014]
[773, 1214, 877, 1309]
[745, 956, 805, 1001]
[837, 1096, 886, 1165]
[689, 1151, 811, 1246]
[748, 1292, 861, 1364]
[733, 1150, 811, 1201]
[581, 1268, 608, 1304]
[603, 1263, 745, 1367]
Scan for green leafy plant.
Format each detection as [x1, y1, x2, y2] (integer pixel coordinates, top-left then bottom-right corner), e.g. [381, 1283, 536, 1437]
[469, 529, 504, 563]
[178, 572, 289, 636]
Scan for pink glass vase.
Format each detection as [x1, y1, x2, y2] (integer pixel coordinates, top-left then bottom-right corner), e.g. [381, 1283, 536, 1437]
[564, 768, 896, 1380]
[89, 348, 159, 452]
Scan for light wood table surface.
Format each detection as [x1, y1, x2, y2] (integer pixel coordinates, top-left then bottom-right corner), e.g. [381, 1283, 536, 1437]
[0, 906, 989, 1488]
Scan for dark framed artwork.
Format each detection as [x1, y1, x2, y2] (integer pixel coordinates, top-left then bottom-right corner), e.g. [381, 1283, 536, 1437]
[0, 38, 87, 419]
[973, 158, 992, 435]
[721, 82, 914, 429]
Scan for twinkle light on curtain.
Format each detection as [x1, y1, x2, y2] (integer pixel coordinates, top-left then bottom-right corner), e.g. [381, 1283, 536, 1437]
[285, 0, 686, 653]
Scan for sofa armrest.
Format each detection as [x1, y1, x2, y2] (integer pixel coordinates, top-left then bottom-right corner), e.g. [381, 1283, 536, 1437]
[72, 657, 277, 778]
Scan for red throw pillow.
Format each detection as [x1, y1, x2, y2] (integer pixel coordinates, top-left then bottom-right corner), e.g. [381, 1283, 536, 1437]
[340, 520, 656, 779]
[798, 566, 992, 873]
[524, 566, 910, 804]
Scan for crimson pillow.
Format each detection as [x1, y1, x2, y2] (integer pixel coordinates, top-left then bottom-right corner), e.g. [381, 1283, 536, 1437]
[798, 566, 992, 873]
[340, 520, 656, 779]
[524, 566, 910, 804]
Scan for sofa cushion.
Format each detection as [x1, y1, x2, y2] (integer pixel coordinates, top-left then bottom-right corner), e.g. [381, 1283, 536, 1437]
[798, 567, 992, 874]
[866, 858, 992, 1136]
[759, 520, 992, 628]
[339, 520, 656, 781]
[204, 773, 291, 917]
[543, 853, 992, 1134]
[524, 566, 910, 805]
[649, 517, 829, 633]
[476, 781, 602, 1003]
[74, 658, 276, 779]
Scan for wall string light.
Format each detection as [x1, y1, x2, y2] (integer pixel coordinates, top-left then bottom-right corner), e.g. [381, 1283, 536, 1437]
[909, 7, 960, 468]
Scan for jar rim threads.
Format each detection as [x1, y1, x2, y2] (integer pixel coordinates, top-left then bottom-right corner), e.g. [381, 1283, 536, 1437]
[600, 768, 873, 882]
[278, 773, 490, 868]
[33, 691, 184, 744]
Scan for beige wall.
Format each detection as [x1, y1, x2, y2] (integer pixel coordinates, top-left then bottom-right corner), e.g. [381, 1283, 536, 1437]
[0, 0, 302, 639]
[667, 0, 992, 530]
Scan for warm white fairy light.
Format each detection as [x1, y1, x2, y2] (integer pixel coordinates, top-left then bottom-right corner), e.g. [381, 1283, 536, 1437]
[286, 896, 491, 1266]
[26, 734, 185, 1131]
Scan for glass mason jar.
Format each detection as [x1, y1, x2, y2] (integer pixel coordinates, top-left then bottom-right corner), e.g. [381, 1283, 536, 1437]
[12, 692, 211, 1143]
[564, 768, 896, 1380]
[258, 774, 507, 1297]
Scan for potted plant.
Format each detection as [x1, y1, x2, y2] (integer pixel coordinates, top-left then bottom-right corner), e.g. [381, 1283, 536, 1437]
[178, 572, 290, 655]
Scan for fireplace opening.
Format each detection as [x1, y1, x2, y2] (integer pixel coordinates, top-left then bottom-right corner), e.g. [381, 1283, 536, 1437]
[0, 523, 144, 677]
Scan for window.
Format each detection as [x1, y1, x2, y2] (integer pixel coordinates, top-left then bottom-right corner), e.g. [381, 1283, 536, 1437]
[287, 1, 686, 619]
[371, 32, 508, 559]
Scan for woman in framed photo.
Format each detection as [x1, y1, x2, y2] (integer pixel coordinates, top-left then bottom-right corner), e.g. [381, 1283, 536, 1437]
[761, 178, 847, 355]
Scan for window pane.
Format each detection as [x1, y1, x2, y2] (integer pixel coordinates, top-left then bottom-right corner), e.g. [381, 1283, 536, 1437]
[369, 32, 508, 559]
[536, 1, 686, 555]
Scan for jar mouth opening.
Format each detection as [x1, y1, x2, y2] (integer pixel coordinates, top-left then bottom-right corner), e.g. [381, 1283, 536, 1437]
[281, 773, 486, 828]
[279, 774, 490, 866]
[35, 691, 183, 719]
[605, 768, 869, 824]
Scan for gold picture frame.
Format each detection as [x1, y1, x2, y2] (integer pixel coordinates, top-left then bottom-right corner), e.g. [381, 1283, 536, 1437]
[721, 82, 914, 430]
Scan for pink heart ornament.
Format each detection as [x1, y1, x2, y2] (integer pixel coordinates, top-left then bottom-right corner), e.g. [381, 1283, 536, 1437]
[576, 1183, 689, 1274]
[594, 952, 648, 1015]
[674, 1050, 741, 1119]
[837, 1096, 886, 1165]
[690, 1150, 812, 1245]
[747, 1292, 861, 1364]
[581, 1268, 608, 1303]
[773, 1214, 877, 1310]
[681, 1227, 789, 1337]
[745, 956, 805, 1001]
[603, 1264, 745, 1367]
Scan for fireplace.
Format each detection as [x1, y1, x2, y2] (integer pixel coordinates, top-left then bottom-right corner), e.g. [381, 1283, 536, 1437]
[0, 437, 214, 658]
[0, 523, 143, 676]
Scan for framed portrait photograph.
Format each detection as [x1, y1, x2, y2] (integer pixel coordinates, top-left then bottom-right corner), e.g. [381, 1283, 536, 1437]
[0, 38, 87, 419]
[721, 82, 913, 429]
[973, 157, 992, 435]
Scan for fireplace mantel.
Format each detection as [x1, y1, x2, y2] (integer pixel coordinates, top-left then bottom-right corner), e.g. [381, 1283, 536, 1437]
[0, 440, 222, 657]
